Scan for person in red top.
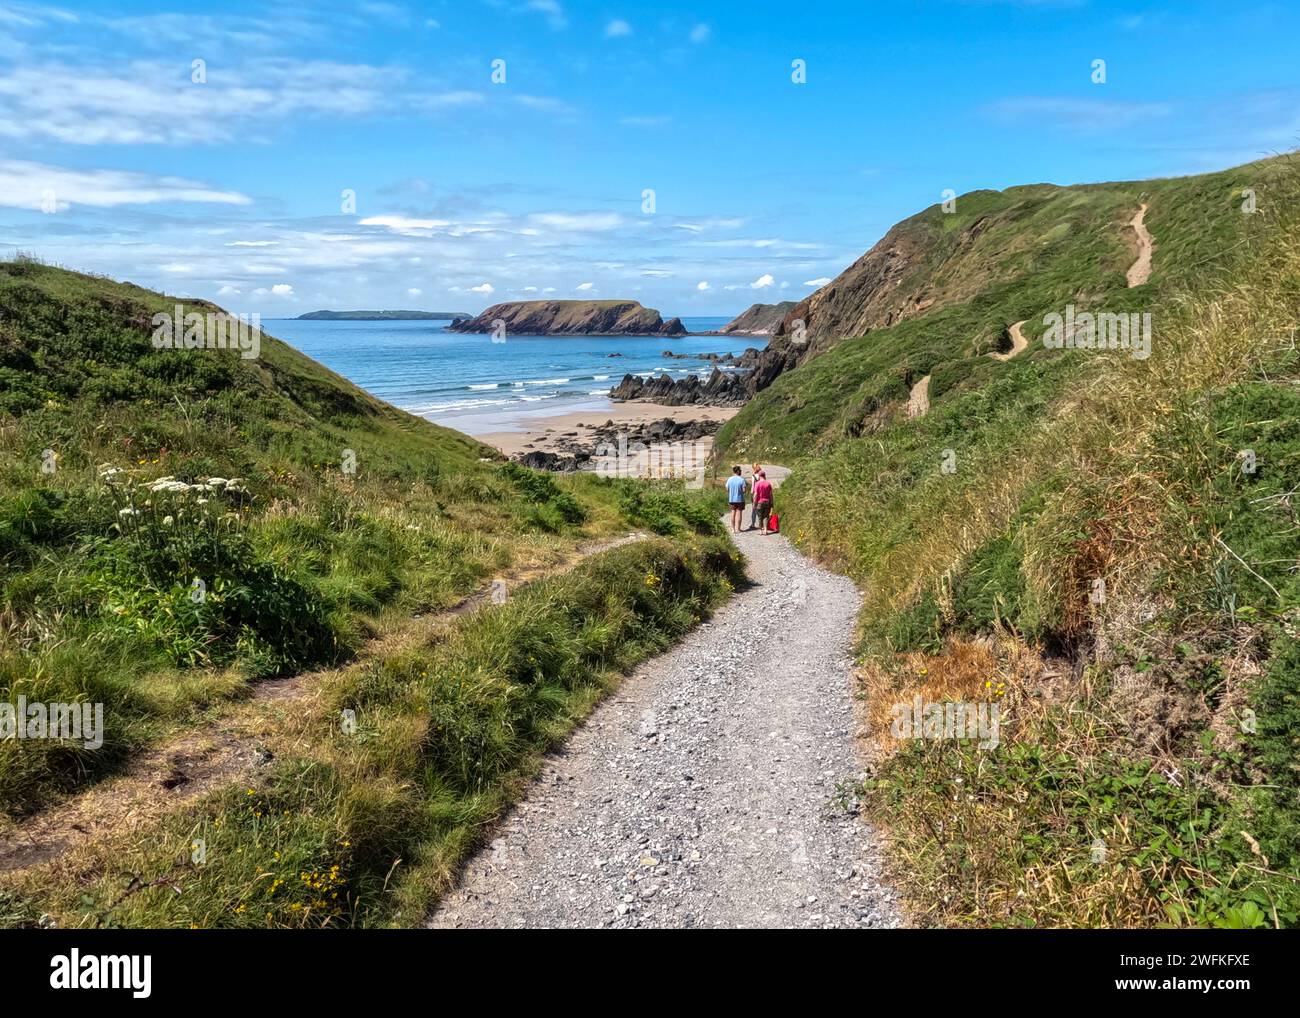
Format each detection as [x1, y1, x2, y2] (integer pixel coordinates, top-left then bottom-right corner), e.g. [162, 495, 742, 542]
[752, 470, 774, 534]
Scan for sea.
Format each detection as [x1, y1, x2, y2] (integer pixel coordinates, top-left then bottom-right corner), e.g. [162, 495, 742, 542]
[264, 316, 765, 435]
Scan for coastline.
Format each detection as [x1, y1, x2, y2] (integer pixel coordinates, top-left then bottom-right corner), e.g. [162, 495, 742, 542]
[468, 400, 738, 458]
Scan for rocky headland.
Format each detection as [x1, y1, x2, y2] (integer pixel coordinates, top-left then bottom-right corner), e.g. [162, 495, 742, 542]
[447, 299, 686, 337]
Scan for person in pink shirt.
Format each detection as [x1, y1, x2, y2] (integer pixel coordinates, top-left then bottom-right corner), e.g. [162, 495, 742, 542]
[751, 470, 774, 534]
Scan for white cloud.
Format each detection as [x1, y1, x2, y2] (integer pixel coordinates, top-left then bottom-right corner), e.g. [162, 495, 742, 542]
[415, 91, 487, 111]
[605, 19, 631, 37]
[0, 158, 250, 210]
[575, 281, 594, 290]
[689, 23, 710, 43]
[0, 60, 548, 146]
[750, 273, 774, 289]
[407, 287, 422, 297]
[528, 211, 623, 231]
[217, 285, 241, 296]
[359, 2, 411, 25]
[803, 276, 832, 287]
[470, 282, 495, 294]
[0, 61, 421, 145]
[270, 283, 294, 296]
[512, 94, 575, 116]
[360, 214, 452, 234]
[697, 280, 710, 291]
[524, 0, 566, 29]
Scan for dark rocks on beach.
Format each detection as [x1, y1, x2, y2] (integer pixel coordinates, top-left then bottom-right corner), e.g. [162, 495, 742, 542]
[509, 416, 723, 472]
[662, 350, 736, 362]
[609, 367, 749, 407]
[515, 449, 589, 472]
[607, 416, 722, 444]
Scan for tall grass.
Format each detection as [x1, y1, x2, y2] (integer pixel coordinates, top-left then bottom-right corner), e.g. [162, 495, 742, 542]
[0, 261, 655, 817]
[1, 534, 743, 928]
[721, 154, 1300, 926]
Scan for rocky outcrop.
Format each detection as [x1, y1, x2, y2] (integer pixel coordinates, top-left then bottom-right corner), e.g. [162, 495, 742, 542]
[515, 449, 584, 472]
[606, 200, 1005, 408]
[512, 417, 723, 472]
[610, 367, 750, 406]
[617, 208, 974, 407]
[447, 300, 686, 337]
[609, 344, 796, 406]
[768, 199, 1016, 360]
[718, 301, 798, 335]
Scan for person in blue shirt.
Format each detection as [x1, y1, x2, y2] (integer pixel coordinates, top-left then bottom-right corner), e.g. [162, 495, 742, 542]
[725, 465, 748, 534]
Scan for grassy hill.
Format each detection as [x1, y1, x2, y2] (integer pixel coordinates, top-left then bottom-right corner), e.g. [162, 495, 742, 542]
[0, 259, 737, 927]
[717, 155, 1300, 927]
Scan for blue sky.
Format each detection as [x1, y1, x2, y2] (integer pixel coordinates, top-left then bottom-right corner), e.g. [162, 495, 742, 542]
[1, 0, 1298, 316]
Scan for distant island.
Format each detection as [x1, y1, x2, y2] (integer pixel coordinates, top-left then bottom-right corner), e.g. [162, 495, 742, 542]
[448, 299, 686, 337]
[296, 310, 471, 321]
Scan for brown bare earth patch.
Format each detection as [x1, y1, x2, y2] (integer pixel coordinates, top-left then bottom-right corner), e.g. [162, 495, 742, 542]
[906, 374, 931, 417]
[988, 320, 1029, 362]
[1125, 203, 1154, 287]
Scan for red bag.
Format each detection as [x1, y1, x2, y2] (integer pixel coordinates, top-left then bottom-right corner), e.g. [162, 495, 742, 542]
[768, 512, 780, 534]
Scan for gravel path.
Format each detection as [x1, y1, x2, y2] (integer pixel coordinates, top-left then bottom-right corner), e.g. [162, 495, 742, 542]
[427, 519, 902, 929]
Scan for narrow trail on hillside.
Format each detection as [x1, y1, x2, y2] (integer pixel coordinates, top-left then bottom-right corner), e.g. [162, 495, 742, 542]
[907, 375, 931, 417]
[0, 532, 647, 875]
[1126, 203, 1154, 287]
[989, 320, 1029, 362]
[428, 494, 901, 929]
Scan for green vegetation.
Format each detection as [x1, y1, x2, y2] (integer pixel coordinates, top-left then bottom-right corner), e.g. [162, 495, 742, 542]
[0, 259, 739, 927]
[717, 154, 1300, 927]
[3, 534, 740, 928]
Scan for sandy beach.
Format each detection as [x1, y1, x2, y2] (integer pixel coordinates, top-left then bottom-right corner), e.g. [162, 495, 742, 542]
[475, 401, 738, 458]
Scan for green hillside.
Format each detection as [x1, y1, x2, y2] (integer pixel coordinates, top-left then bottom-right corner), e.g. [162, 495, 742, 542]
[0, 259, 736, 927]
[717, 155, 1300, 927]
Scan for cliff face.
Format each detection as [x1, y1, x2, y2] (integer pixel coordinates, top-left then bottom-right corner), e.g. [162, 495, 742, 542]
[762, 212, 952, 371]
[719, 301, 798, 335]
[609, 213, 957, 407]
[447, 300, 686, 337]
